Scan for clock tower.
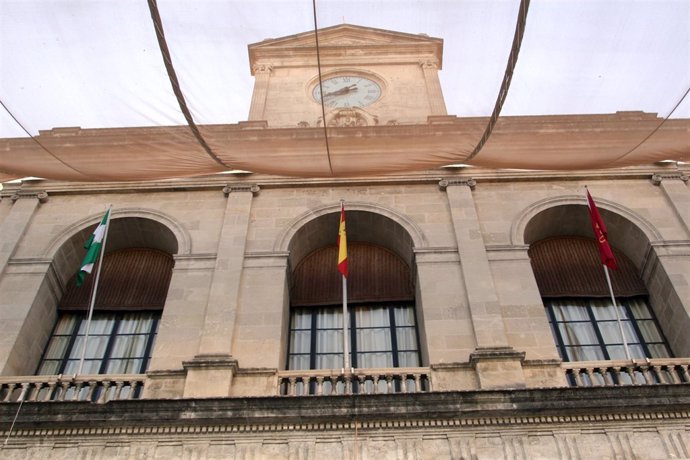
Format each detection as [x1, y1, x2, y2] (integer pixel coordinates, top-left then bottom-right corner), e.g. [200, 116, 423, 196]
[247, 24, 446, 128]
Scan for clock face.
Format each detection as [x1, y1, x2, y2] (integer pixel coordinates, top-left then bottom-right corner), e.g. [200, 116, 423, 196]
[312, 76, 382, 108]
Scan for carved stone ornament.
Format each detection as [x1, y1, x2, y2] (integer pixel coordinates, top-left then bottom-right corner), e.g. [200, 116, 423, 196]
[651, 173, 689, 185]
[319, 107, 379, 128]
[252, 64, 272, 74]
[438, 178, 476, 191]
[223, 184, 260, 197]
[10, 191, 49, 203]
[297, 121, 310, 128]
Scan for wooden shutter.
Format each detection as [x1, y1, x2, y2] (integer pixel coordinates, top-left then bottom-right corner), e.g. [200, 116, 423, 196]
[528, 236, 646, 298]
[59, 248, 174, 311]
[291, 243, 413, 307]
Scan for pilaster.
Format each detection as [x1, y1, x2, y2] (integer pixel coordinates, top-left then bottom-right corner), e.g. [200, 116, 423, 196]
[439, 179, 525, 388]
[183, 184, 258, 398]
[651, 172, 690, 236]
[0, 192, 48, 278]
[248, 65, 272, 121]
[420, 60, 447, 116]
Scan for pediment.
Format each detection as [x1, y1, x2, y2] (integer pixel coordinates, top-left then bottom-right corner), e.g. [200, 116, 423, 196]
[250, 24, 441, 50]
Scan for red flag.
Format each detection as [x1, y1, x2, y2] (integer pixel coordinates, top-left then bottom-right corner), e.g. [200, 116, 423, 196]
[586, 189, 617, 270]
[337, 203, 348, 277]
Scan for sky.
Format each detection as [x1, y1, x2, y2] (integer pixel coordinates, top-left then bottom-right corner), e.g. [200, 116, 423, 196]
[1, 0, 688, 138]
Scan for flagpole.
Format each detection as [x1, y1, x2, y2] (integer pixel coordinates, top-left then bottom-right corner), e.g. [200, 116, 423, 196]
[77, 205, 112, 376]
[342, 274, 351, 372]
[603, 265, 632, 361]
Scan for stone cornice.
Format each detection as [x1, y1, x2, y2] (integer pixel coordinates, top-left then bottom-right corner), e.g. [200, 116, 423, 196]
[1, 385, 689, 437]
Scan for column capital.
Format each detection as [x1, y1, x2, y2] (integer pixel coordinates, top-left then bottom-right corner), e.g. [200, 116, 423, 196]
[651, 173, 689, 185]
[438, 178, 476, 191]
[222, 184, 260, 197]
[252, 64, 273, 75]
[10, 191, 49, 203]
[419, 59, 439, 69]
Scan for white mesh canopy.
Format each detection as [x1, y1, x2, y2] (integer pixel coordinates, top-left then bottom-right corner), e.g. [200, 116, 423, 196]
[1, 0, 688, 182]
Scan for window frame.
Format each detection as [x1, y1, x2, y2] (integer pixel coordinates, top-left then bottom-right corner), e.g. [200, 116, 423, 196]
[36, 310, 160, 375]
[287, 302, 422, 370]
[545, 296, 672, 362]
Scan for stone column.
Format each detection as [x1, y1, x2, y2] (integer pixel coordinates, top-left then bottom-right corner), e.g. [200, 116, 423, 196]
[651, 173, 690, 235]
[421, 60, 447, 116]
[0, 192, 48, 278]
[439, 179, 525, 389]
[183, 184, 259, 398]
[248, 65, 272, 121]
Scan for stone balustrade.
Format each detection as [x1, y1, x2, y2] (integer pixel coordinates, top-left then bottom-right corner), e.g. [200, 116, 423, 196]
[563, 358, 690, 387]
[276, 367, 432, 396]
[0, 374, 145, 403]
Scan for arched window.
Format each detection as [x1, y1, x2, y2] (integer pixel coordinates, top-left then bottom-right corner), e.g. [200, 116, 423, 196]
[287, 242, 420, 370]
[529, 236, 671, 362]
[37, 248, 173, 375]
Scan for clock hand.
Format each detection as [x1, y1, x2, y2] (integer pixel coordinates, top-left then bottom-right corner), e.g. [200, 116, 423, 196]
[322, 84, 358, 98]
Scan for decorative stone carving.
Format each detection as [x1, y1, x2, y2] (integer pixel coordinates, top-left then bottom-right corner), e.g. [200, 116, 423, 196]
[10, 191, 49, 203]
[651, 173, 689, 185]
[222, 184, 260, 197]
[252, 64, 272, 74]
[318, 107, 379, 127]
[297, 121, 310, 128]
[438, 178, 476, 191]
[386, 120, 399, 126]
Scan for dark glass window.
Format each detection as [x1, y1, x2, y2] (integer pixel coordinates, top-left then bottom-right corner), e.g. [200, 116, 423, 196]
[288, 304, 420, 370]
[37, 311, 159, 375]
[545, 297, 671, 362]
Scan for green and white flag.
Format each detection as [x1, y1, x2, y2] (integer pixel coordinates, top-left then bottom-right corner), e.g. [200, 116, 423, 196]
[76, 209, 110, 287]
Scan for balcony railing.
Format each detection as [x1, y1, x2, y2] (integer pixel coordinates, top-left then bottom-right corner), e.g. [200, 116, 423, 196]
[0, 374, 145, 403]
[562, 358, 690, 387]
[276, 367, 432, 396]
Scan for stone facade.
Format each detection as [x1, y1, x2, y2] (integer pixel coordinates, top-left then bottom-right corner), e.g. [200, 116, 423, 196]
[0, 164, 689, 458]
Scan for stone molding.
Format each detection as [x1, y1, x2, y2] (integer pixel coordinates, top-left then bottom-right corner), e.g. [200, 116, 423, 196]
[651, 172, 689, 185]
[438, 178, 476, 191]
[469, 347, 526, 365]
[43, 207, 192, 258]
[510, 194, 663, 246]
[222, 184, 260, 197]
[182, 354, 239, 372]
[9, 191, 48, 203]
[274, 200, 427, 252]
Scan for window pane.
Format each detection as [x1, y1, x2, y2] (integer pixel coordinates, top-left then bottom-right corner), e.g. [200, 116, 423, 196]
[290, 330, 311, 353]
[291, 310, 312, 329]
[288, 355, 311, 370]
[396, 327, 418, 351]
[393, 306, 416, 326]
[356, 307, 389, 327]
[597, 321, 638, 344]
[43, 336, 72, 359]
[109, 335, 148, 358]
[591, 303, 629, 321]
[559, 322, 599, 346]
[398, 351, 420, 367]
[636, 320, 663, 342]
[105, 358, 143, 374]
[551, 301, 589, 321]
[566, 346, 605, 362]
[316, 329, 342, 353]
[37, 360, 61, 375]
[356, 328, 391, 352]
[628, 298, 654, 319]
[647, 343, 671, 358]
[53, 316, 79, 334]
[606, 344, 645, 360]
[316, 309, 341, 328]
[77, 315, 116, 334]
[316, 353, 343, 369]
[358, 352, 393, 368]
[117, 314, 155, 333]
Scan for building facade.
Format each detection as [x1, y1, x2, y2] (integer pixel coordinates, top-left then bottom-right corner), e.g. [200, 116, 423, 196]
[0, 25, 689, 459]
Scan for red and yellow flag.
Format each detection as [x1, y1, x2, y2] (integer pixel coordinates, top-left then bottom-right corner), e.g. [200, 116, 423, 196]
[337, 203, 348, 277]
[586, 189, 617, 270]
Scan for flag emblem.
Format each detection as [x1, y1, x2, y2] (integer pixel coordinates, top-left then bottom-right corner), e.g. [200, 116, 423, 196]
[77, 209, 111, 286]
[337, 203, 348, 277]
[586, 189, 617, 270]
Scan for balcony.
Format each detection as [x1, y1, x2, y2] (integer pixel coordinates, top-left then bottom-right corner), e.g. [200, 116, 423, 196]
[1, 359, 690, 403]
